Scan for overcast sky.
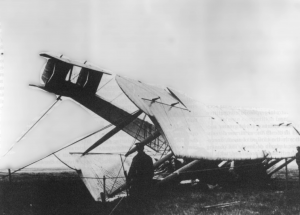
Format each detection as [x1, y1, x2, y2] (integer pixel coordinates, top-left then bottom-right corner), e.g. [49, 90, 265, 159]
[1, 0, 300, 169]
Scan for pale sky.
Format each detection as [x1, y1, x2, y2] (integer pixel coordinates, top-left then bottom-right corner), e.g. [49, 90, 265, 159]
[1, 0, 300, 169]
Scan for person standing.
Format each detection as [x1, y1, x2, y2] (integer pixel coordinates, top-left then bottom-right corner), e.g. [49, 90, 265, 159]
[127, 143, 154, 199]
[296, 147, 300, 186]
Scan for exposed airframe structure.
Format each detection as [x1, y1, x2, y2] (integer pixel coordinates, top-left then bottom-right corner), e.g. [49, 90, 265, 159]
[4, 52, 300, 202]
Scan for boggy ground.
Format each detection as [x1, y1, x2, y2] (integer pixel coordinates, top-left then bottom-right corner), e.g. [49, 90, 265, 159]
[0, 169, 300, 215]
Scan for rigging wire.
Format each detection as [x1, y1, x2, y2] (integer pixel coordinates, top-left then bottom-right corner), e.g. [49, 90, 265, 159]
[16, 95, 62, 143]
[128, 113, 147, 152]
[109, 113, 147, 194]
[159, 145, 170, 159]
[2, 96, 62, 158]
[1, 123, 114, 179]
[2, 109, 144, 179]
[108, 197, 124, 215]
[109, 93, 123, 103]
[97, 78, 114, 92]
[53, 153, 78, 171]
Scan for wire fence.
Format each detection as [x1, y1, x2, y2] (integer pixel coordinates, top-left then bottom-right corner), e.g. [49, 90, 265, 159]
[1, 157, 294, 180]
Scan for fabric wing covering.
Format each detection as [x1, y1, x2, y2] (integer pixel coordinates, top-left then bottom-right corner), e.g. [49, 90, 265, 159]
[71, 153, 132, 202]
[116, 76, 300, 160]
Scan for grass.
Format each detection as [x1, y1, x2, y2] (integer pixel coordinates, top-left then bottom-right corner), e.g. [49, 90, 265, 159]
[0, 169, 300, 215]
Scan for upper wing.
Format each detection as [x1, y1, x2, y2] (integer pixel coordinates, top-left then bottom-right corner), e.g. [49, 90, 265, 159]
[40, 52, 111, 75]
[116, 75, 300, 160]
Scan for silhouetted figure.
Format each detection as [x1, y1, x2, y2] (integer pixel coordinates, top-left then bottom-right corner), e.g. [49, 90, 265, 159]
[296, 147, 300, 186]
[128, 143, 154, 199]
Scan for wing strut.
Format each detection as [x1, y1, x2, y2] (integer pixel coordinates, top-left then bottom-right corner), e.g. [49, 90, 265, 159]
[157, 160, 202, 185]
[125, 131, 160, 157]
[82, 110, 143, 156]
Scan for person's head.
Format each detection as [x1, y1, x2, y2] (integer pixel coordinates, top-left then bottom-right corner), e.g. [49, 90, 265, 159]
[297, 146, 300, 152]
[136, 143, 144, 153]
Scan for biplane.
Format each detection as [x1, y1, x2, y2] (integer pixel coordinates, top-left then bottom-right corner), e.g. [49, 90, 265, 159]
[2, 52, 300, 202]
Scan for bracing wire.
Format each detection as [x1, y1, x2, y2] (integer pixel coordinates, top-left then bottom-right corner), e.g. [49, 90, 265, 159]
[109, 113, 147, 194]
[109, 93, 123, 103]
[97, 78, 114, 92]
[108, 197, 124, 215]
[2, 96, 62, 158]
[53, 153, 78, 171]
[1, 123, 114, 179]
[16, 96, 61, 143]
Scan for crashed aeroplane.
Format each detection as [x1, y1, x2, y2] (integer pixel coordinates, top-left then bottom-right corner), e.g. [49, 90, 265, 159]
[4, 53, 300, 201]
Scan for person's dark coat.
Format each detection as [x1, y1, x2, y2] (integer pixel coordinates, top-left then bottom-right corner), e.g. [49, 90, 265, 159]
[296, 152, 300, 167]
[128, 151, 154, 196]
